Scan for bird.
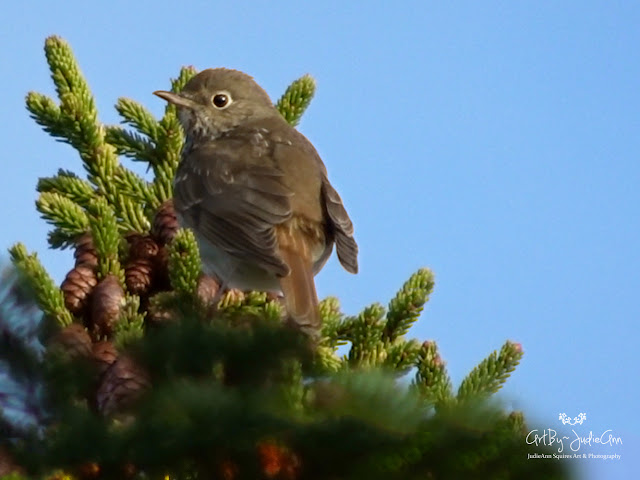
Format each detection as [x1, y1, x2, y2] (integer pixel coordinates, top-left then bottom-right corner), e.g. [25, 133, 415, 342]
[154, 68, 358, 337]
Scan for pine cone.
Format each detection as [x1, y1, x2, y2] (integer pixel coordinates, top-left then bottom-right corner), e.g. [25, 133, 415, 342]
[74, 232, 98, 269]
[197, 274, 221, 307]
[61, 265, 97, 315]
[92, 340, 118, 376]
[90, 275, 125, 338]
[126, 233, 160, 260]
[125, 258, 154, 296]
[50, 323, 92, 358]
[152, 199, 179, 246]
[96, 355, 150, 415]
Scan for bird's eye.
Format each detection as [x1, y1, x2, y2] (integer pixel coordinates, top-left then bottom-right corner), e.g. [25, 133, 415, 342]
[212, 92, 231, 109]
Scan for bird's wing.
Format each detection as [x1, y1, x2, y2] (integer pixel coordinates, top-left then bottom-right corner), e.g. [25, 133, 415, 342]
[322, 177, 359, 274]
[173, 141, 293, 277]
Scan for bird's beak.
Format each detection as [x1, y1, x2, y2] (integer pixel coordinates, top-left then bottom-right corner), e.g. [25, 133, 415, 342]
[153, 90, 195, 109]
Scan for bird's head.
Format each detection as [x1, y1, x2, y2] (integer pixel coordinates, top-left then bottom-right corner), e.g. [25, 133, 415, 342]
[154, 68, 277, 141]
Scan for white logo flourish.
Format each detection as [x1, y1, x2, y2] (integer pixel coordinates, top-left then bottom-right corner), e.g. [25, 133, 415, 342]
[558, 413, 586, 426]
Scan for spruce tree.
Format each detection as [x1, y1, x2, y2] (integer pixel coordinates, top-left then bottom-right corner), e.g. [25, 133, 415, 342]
[0, 36, 572, 480]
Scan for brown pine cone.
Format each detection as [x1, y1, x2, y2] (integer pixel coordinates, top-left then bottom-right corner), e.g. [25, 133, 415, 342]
[50, 323, 92, 358]
[152, 199, 179, 246]
[61, 265, 97, 315]
[197, 274, 221, 307]
[92, 340, 118, 376]
[90, 275, 125, 338]
[125, 258, 154, 296]
[74, 232, 98, 269]
[126, 233, 160, 260]
[96, 355, 150, 415]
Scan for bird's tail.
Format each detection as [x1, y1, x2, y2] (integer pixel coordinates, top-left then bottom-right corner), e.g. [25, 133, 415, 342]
[278, 245, 320, 340]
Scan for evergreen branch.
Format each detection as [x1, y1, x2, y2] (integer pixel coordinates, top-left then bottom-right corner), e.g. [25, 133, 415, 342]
[0, 265, 44, 383]
[151, 162, 176, 203]
[315, 346, 342, 374]
[84, 143, 119, 197]
[148, 67, 194, 200]
[44, 36, 92, 106]
[316, 297, 347, 376]
[87, 197, 123, 282]
[114, 98, 160, 142]
[113, 294, 145, 349]
[113, 168, 159, 211]
[279, 359, 304, 414]
[37, 169, 95, 208]
[261, 297, 285, 324]
[347, 303, 386, 368]
[507, 411, 527, 436]
[156, 115, 183, 172]
[105, 126, 158, 165]
[276, 74, 316, 127]
[44, 36, 101, 154]
[384, 268, 434, 342]
[25, 92, 68, 141]
[383, 339, 421, 375]
[36, 192, 90, 240]
[8, 243, 72, 327]
[0, 266, 47, 439]
[40, 36, 137, 227]
[168, 229, 201, 297]
[171, 66, 198, 93]
[457, 341, 524, 401]
[112, 192, 151, 233]
[319, 297, 346, 349]
[413, 340, 453, 406]
[216, 291, 281, 321]
[46, 228, 77, 250]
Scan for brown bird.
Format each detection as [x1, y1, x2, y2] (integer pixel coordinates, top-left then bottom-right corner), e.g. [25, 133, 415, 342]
[154, 68, 358, 337]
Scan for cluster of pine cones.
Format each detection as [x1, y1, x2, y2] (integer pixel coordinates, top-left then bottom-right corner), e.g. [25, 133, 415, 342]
[53, 200, 219, 415]
[61, 200, 181, 330]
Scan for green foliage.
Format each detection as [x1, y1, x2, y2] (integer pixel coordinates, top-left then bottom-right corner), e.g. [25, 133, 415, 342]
[413, 340, 453, 407]
[0, 264, 43, 393]
[88, 197, 123, 282]
[384, 268, 434, 341]
[37, 169, 95, 208]
[0, 35, 572, 480]
[7, 309, 568, 480]
[276, 74, 316, 126]
[150, 67, 197, 203]
[168, 229, 201, 297]
[8, 244, 72, 327]
[458, 340, 524, 401]
[35, 192, 90, 247]
[113, 294, 145, 349]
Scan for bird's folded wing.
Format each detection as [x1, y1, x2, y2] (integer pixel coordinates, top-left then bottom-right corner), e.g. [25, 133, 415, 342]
[174, 145, 293, 277]
[322, 178, 358, 274]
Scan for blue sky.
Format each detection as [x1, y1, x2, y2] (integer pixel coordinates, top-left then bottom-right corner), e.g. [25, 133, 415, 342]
[1, 1, 637, 477]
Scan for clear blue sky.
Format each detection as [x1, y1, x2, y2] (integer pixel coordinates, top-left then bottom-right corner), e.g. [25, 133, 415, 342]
[1, 1, 637, 478]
